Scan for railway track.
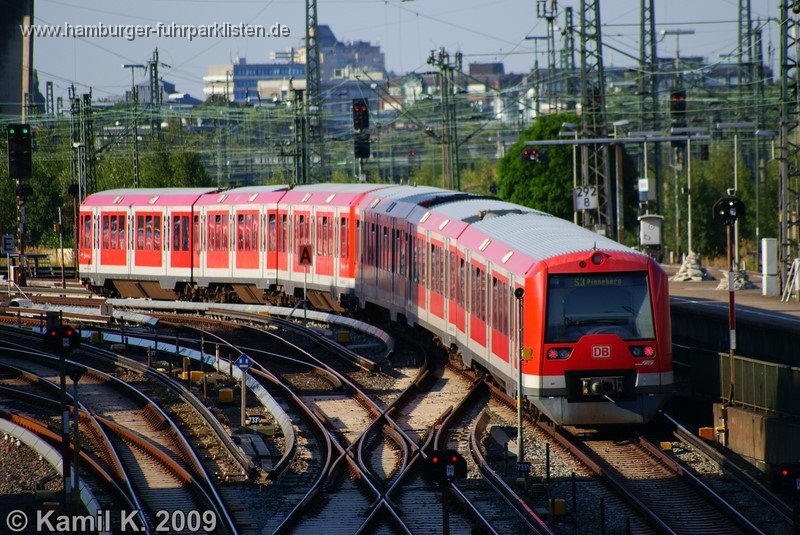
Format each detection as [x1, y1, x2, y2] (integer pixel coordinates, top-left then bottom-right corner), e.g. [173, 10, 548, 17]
[0, 330, 237, 534]
[657, 413, 795, 535]
[542, 423, 764, 535]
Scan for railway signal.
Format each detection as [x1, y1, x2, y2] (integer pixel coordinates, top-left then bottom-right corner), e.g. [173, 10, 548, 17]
[520, 146, 548, 164]
[7, 123, 32, 180]
[424, 450, 467, 481]
[43, 325, 81, 353]
[352, 98, 369, 131]
[773, 463, 800, 494]
[354, 133, 370, 159]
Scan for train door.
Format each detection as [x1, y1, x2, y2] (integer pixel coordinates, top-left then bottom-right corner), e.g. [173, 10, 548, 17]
[99, 211, 127, 270]
[428, 237, 445, 323]
[170, 212, 192, 271]
[468, 257, 488, 351]
[235, 209, 259, 271]
[448, 246, 466, 336]
[288, 207, 312, 290]
[314, 210, 334, 281]
[78, 209, 94, 273]
[337, 211, 351, 283]
[206, 210, 230, 272]
[392, 224, 405, 311]
[489, 269, 511, 365]
[133, 210, 163, 269]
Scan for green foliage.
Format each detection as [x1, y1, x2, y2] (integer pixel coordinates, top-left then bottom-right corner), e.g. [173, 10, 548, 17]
[461, 158, 496, 195]
[497, 113, 579, 220]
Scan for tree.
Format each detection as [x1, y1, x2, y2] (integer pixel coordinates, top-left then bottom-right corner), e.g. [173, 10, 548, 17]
[496, 113, 577, 220]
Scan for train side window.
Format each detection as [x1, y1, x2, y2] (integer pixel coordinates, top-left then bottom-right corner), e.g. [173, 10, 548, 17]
[340, 217, 348, 259]
[102, 216, 110, 249]
[222, 215, 229, 250]
[181, 216, 189, 251]
[173, 216, 182, 250]
[193, 216, 200, 252]
[117, 215, 126, 250]
[268, 214, 277, 252]
[282, 214, 288, 252]
[110, 216, 118, 250]
[137, 216, 144, 250]
[154, 216, 162, 251]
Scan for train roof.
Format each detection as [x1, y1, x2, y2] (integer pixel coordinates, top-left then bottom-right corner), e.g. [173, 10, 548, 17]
[195, 185, 288, 206]
[82, 187, 218, 207]
[412, 198, 537, 240]
[283, 183, 390, 206]
[473, 212, 636, 261]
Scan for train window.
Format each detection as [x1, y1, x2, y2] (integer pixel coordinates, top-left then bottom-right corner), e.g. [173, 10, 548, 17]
[370, 223, 376, 267]
[153, 216, 162, 250]
[268, 214, 277, 252]
[392, 229, 405, 275]
[449, 252, 456, 301]
[430, 244, 444, 296]
[340, 218, 348, 259]
[110, 216, 118, 249]
[317, 216, 331, 257]
[278, 214, 287, 253]
[137, 216, 145, 249]
[102, 216, 110, 249]
[181, 216, 189, 251]
[472, 266, 486, 321]
[193, 216, 200, 252]
[384, 227, 390, 269]
[545, 273, 656, 342]
[173, 216, 181, 250]
[207, 213, 229, 252]
[458, 257, 465, 308]
[237, 214, 257, 252]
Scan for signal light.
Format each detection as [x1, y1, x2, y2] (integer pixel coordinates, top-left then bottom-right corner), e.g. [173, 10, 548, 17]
[520, 147, 548, 164]
[7, 123, 33, 180]
[547, 348, 571, 360]
[773, 463, 800, 494]
[352, 98, 369, 130]
[630, 345, 656, 358]
[424, 449, 467, 481]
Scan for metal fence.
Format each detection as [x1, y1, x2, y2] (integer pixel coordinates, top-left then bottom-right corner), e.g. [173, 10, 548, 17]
[720, 353, 800, 418]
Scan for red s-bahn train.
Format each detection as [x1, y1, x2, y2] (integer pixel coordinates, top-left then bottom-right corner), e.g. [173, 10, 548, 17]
[79, 183, 672, 425]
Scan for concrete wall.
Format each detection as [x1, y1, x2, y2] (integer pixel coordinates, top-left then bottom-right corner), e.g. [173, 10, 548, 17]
[713, 404, 800, 468]
[671, 301, 800, 367]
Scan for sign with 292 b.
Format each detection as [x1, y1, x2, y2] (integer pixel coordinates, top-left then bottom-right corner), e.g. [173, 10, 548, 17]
[573, 186, 598, 211]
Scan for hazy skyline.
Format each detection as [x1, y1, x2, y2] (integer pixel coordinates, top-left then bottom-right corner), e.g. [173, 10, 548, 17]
[30, 0, 779, 102]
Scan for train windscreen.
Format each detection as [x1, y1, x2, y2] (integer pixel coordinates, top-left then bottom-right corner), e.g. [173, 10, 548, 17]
[545, 272, 655, 342]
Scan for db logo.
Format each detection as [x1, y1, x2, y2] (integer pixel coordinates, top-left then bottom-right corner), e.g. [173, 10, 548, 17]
[591, 345, 611, 358]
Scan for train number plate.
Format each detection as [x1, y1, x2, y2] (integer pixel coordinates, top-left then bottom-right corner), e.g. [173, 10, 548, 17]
[591, 345, 611, 358]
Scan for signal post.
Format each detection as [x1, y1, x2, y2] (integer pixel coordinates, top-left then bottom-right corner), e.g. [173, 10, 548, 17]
[6, 124, 33, 287]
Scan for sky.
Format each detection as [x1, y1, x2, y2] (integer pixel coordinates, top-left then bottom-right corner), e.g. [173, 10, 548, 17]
[29, 0, 780, 103]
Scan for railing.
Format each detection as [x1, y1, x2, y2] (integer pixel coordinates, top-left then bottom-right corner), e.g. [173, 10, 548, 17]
[720, 352, 800, 418]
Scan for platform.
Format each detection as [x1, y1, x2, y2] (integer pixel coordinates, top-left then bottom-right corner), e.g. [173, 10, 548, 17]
[664, 264, 800, 468]
[665, 264, 800, 323]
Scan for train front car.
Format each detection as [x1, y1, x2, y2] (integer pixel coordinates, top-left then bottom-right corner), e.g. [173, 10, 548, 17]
[531, 248, 672, 425]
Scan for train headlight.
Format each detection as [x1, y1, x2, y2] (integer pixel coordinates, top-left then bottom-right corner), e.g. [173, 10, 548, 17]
[591, 252, 605, 265]
[629, 345, 655, 358]
[546, 347, 572, 359]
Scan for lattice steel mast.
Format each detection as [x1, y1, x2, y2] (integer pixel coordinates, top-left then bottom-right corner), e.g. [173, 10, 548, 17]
[638, 0, 661, 213]
[579, 0, 612, 235]
[305, 0, 325, 182]
[778, 0, 800, 290]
